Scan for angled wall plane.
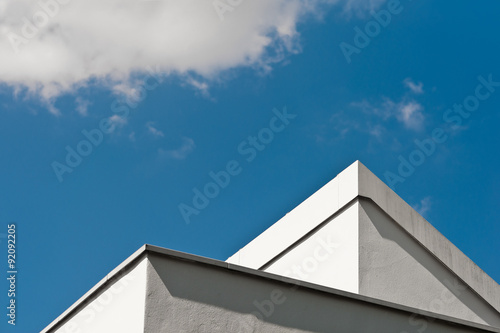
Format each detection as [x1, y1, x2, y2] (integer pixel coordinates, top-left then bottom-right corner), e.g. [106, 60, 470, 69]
[42, 161, 500, 333]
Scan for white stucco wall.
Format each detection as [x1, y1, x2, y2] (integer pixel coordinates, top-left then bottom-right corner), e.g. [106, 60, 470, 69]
[43, 245, 499, 333]
[44, 160, 500, 332]
[53, 258, 148, 333]
[225, 160, 500, 327]
[264, 201, 359, 293]
[226, 161, 359, 270]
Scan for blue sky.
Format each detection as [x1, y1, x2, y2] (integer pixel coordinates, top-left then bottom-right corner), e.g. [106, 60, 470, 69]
[1, 0, 499, 331]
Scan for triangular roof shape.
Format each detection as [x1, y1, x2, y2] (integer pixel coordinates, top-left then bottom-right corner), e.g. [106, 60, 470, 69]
[42, 245, 500, 333]
[42, 161, 500, 332]
[227, 160, 500, 327]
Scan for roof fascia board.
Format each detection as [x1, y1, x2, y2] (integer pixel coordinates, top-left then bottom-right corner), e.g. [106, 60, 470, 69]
[42, 244, 500, 333]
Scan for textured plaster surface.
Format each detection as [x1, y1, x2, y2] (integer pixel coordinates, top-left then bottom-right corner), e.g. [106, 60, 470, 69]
[359, 199, 500, 327]
[145, 252, 495, 333]
[227, 161, 500, 318]
[42, 245, 499, 333]
[43, 160, 500, 333]
[357, 162, 500, 314]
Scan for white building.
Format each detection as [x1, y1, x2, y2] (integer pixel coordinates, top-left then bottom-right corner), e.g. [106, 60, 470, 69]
[42, 161, 500, 333]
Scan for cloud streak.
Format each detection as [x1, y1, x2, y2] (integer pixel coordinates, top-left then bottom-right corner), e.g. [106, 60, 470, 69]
[413, 196, 432, 216]
[404, 78, 424, 94]
[75, 97, 91, 116]
[396, 101, 424, 131]
[159, 137, 195, 160]
[350, 78, 427, 133]
[146, 122, 164, 138]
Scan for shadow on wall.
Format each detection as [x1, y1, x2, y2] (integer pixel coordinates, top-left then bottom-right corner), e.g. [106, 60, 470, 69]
[145, 253, 486, 333]
[359, 198, 500, 328]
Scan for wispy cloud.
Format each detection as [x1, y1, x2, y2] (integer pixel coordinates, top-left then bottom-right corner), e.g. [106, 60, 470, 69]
[108, 115, 127, 128]
[316, 79, 427, 146]
[404, 78, 424, 95]
[326, 110, 360, 140]
[349, 78, 426, 133]
[349, 98, 425, 134]
[396, 101, 425, 131]
[75, 97, 91, 116]
[314, 107, 384, 144]
[185, 77, 210, 97]
[351, 99, 392, 120]
[112, 82, 145, 100]
[368, 124, 384, 139]
[159, 137, 195, 160]
[146, 122, 164, 138]
[413, 196, 432, 216]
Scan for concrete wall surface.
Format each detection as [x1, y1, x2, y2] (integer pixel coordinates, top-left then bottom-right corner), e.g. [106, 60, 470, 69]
[42, 246, 499, 333]
[357, 162, 500, 314]
[359, 199, 500, 328]
[145, 251, 498, 333]
[41, 160, 500, 333]
[226, 160, 500, 322]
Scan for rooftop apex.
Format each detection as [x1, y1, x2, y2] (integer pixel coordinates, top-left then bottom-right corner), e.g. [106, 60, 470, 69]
[227, 160, 500, 323]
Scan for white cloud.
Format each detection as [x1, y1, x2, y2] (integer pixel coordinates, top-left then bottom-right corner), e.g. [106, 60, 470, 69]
[112, 81, 146, 99]
[404, 78, 424, 94]
[397, 101, 424, 131]
[413, 196, 431, 216]
[146, 121, 164, 138]
[159, 137, 195, 160]
[350, 78, 426, 133]
[368, 124, 383, 139]
[75, 97, 91, 116]
[184, 76, 211, 98]
[108, 114, 127, 128]
[0, 0, 381, 111]
[351, 99, 392, 120]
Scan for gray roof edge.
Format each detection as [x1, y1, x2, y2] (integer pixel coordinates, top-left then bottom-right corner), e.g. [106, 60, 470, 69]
[40, 245, 223, 333]
[357, 161, 500, 314]
[149, 244, 500, 333]
[42, 244, 500, 333]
